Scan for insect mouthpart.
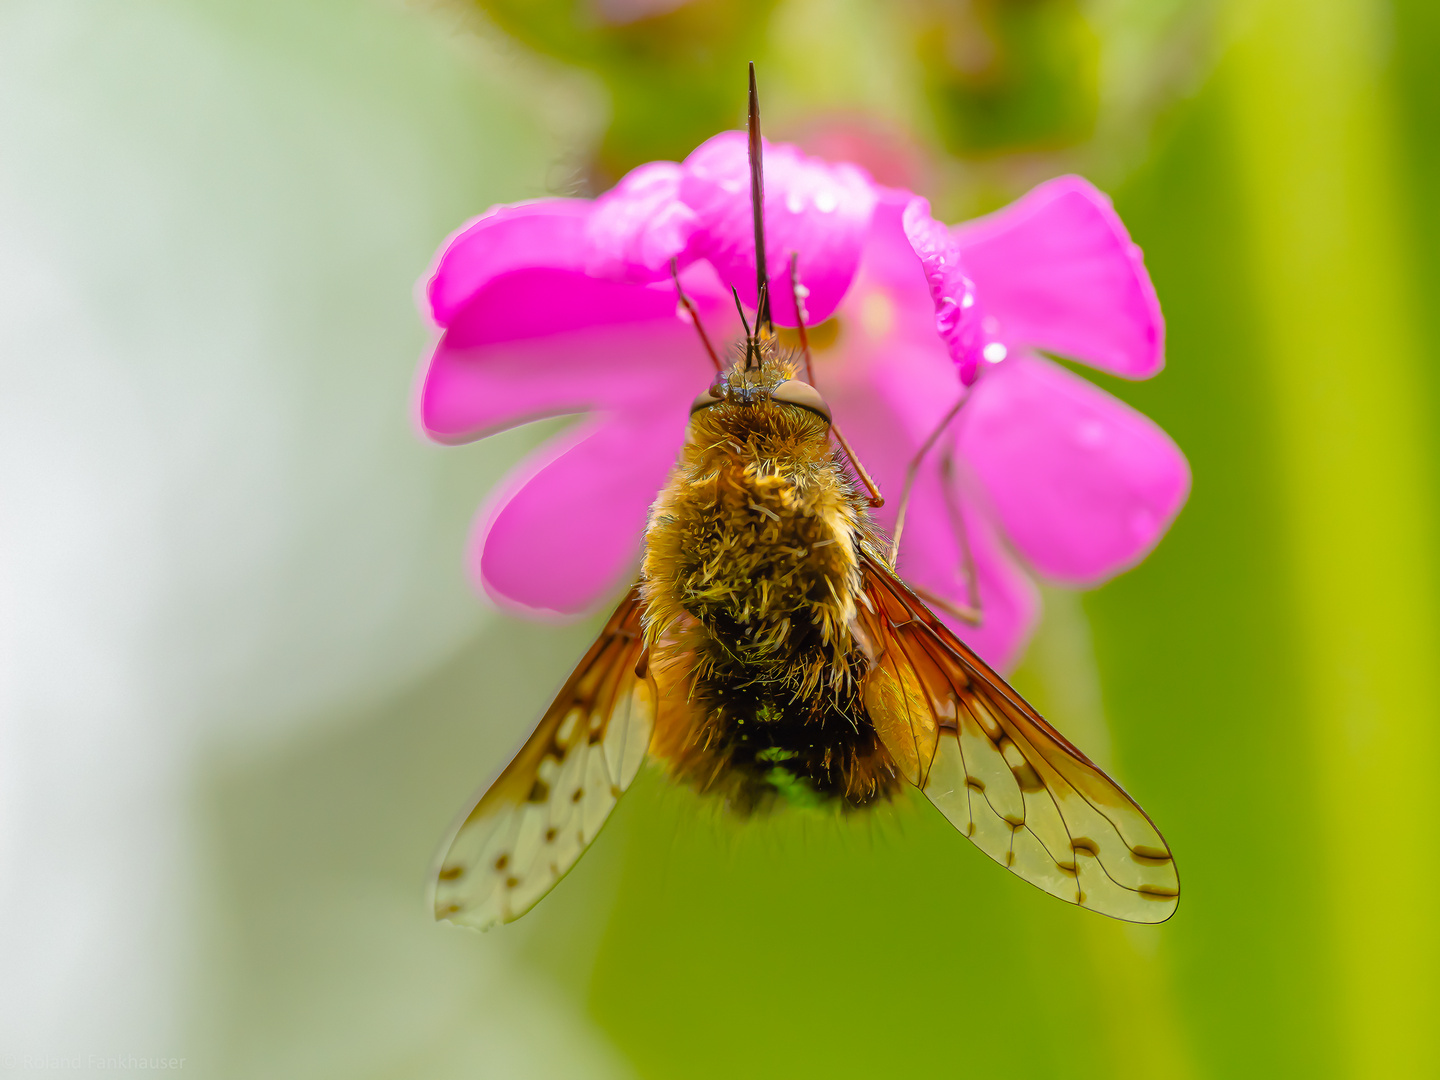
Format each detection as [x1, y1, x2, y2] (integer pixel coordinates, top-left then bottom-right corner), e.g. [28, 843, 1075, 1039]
[732, 384, 763, 406]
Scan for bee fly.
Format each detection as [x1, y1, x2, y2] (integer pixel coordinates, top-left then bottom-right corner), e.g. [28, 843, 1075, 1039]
[433, 64, 1178, 929]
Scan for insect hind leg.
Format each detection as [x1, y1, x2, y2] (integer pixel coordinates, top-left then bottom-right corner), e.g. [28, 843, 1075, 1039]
[905, 441, 984, 627]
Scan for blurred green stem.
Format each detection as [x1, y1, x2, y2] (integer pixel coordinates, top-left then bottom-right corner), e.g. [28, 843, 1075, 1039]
[1226, 0, 1440, 1074]
[1023, 587, 1195, 1080]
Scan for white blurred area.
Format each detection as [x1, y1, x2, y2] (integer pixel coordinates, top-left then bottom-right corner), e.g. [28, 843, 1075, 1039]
[0, 1, 629, 1075]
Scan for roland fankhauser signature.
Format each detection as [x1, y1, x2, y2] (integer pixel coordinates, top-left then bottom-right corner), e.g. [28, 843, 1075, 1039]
[432, 66, 1178, 931]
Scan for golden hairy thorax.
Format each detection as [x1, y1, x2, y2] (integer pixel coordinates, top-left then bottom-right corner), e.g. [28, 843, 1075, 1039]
[640, 352, 900, 809]
[642, 359, 864, 676]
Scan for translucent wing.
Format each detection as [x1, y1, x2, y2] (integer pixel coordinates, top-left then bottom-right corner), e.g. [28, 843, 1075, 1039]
[433, 585, 657, 930]
[854, 554, 1179, 923]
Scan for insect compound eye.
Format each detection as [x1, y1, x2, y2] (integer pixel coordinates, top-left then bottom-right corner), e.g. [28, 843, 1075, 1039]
[769, 379, 832, 423]
[689, 382, 725, 415]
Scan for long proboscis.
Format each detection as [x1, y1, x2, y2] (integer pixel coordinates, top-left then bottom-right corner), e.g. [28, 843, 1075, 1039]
[748, 61, 771, 334]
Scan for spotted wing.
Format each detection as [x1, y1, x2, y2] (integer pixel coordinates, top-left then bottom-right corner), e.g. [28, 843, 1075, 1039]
[433, 586, 656, 930]
[854, 554, 1179, 923]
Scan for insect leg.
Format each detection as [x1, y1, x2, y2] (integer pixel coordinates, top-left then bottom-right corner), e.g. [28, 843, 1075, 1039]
[787, 253, 816, 385]
[888, 392, 969, 565]
[913, 584, 981, 626]
[934, 443, 983, 625]
[671, 258, 723, 373]
[789, 253, 884, 508]
[832, 424, 884, 508]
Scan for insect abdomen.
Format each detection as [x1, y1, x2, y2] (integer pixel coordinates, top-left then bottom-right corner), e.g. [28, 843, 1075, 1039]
[656, 653, 902, 811]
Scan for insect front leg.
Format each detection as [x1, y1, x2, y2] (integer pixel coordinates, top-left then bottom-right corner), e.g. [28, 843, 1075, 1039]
[888, 392, 970, 566]
[789, 251, 884, 508]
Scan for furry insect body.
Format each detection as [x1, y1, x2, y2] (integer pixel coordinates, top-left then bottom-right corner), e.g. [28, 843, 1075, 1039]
[642, 345, 903, 810]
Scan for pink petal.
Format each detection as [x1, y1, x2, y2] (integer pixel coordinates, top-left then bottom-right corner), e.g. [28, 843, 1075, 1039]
[441, 268, 678, 350]
[901, 196, 987, 385]
[680, 131, 877, 325]
[473, 411, 688, 616]
[426, 200, 590, 328]
[892, 459, 1040, 674]
[953, 175, 1164, 379]
[585, 161, 702, 283]
[812, 272, 1037, 672]
[420, 301, 728, 444]
[958, 354, 1190, 585]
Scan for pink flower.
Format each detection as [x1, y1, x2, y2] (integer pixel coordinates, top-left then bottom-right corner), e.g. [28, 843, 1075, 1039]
[417, 132, 1188, 671]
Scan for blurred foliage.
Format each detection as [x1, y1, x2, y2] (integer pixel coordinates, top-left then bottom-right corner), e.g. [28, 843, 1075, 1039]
[912, 0, 1100, 155]
[473, 0, 778, 184]
[467, 0, 1195, 198]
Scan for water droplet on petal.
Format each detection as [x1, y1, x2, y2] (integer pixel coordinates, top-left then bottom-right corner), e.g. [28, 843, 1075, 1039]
[982, 342, 1007, 364]
[815, 189, 838, 213]
[935, 297, 960, 334]
[961, 292, 975, 309]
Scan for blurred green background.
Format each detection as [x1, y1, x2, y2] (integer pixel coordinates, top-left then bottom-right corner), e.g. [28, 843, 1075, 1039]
[2, 0, 1437, 1076]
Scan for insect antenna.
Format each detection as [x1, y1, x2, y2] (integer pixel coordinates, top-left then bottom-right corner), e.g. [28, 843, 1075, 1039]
[732, 285, 760, 371]
[731, 284, 753, 340]
[748, 61, 772, 334]
[671, 258, 723, 373]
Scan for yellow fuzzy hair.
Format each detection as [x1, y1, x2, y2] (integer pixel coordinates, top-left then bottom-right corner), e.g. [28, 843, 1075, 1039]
[638, 348, 905, 810]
